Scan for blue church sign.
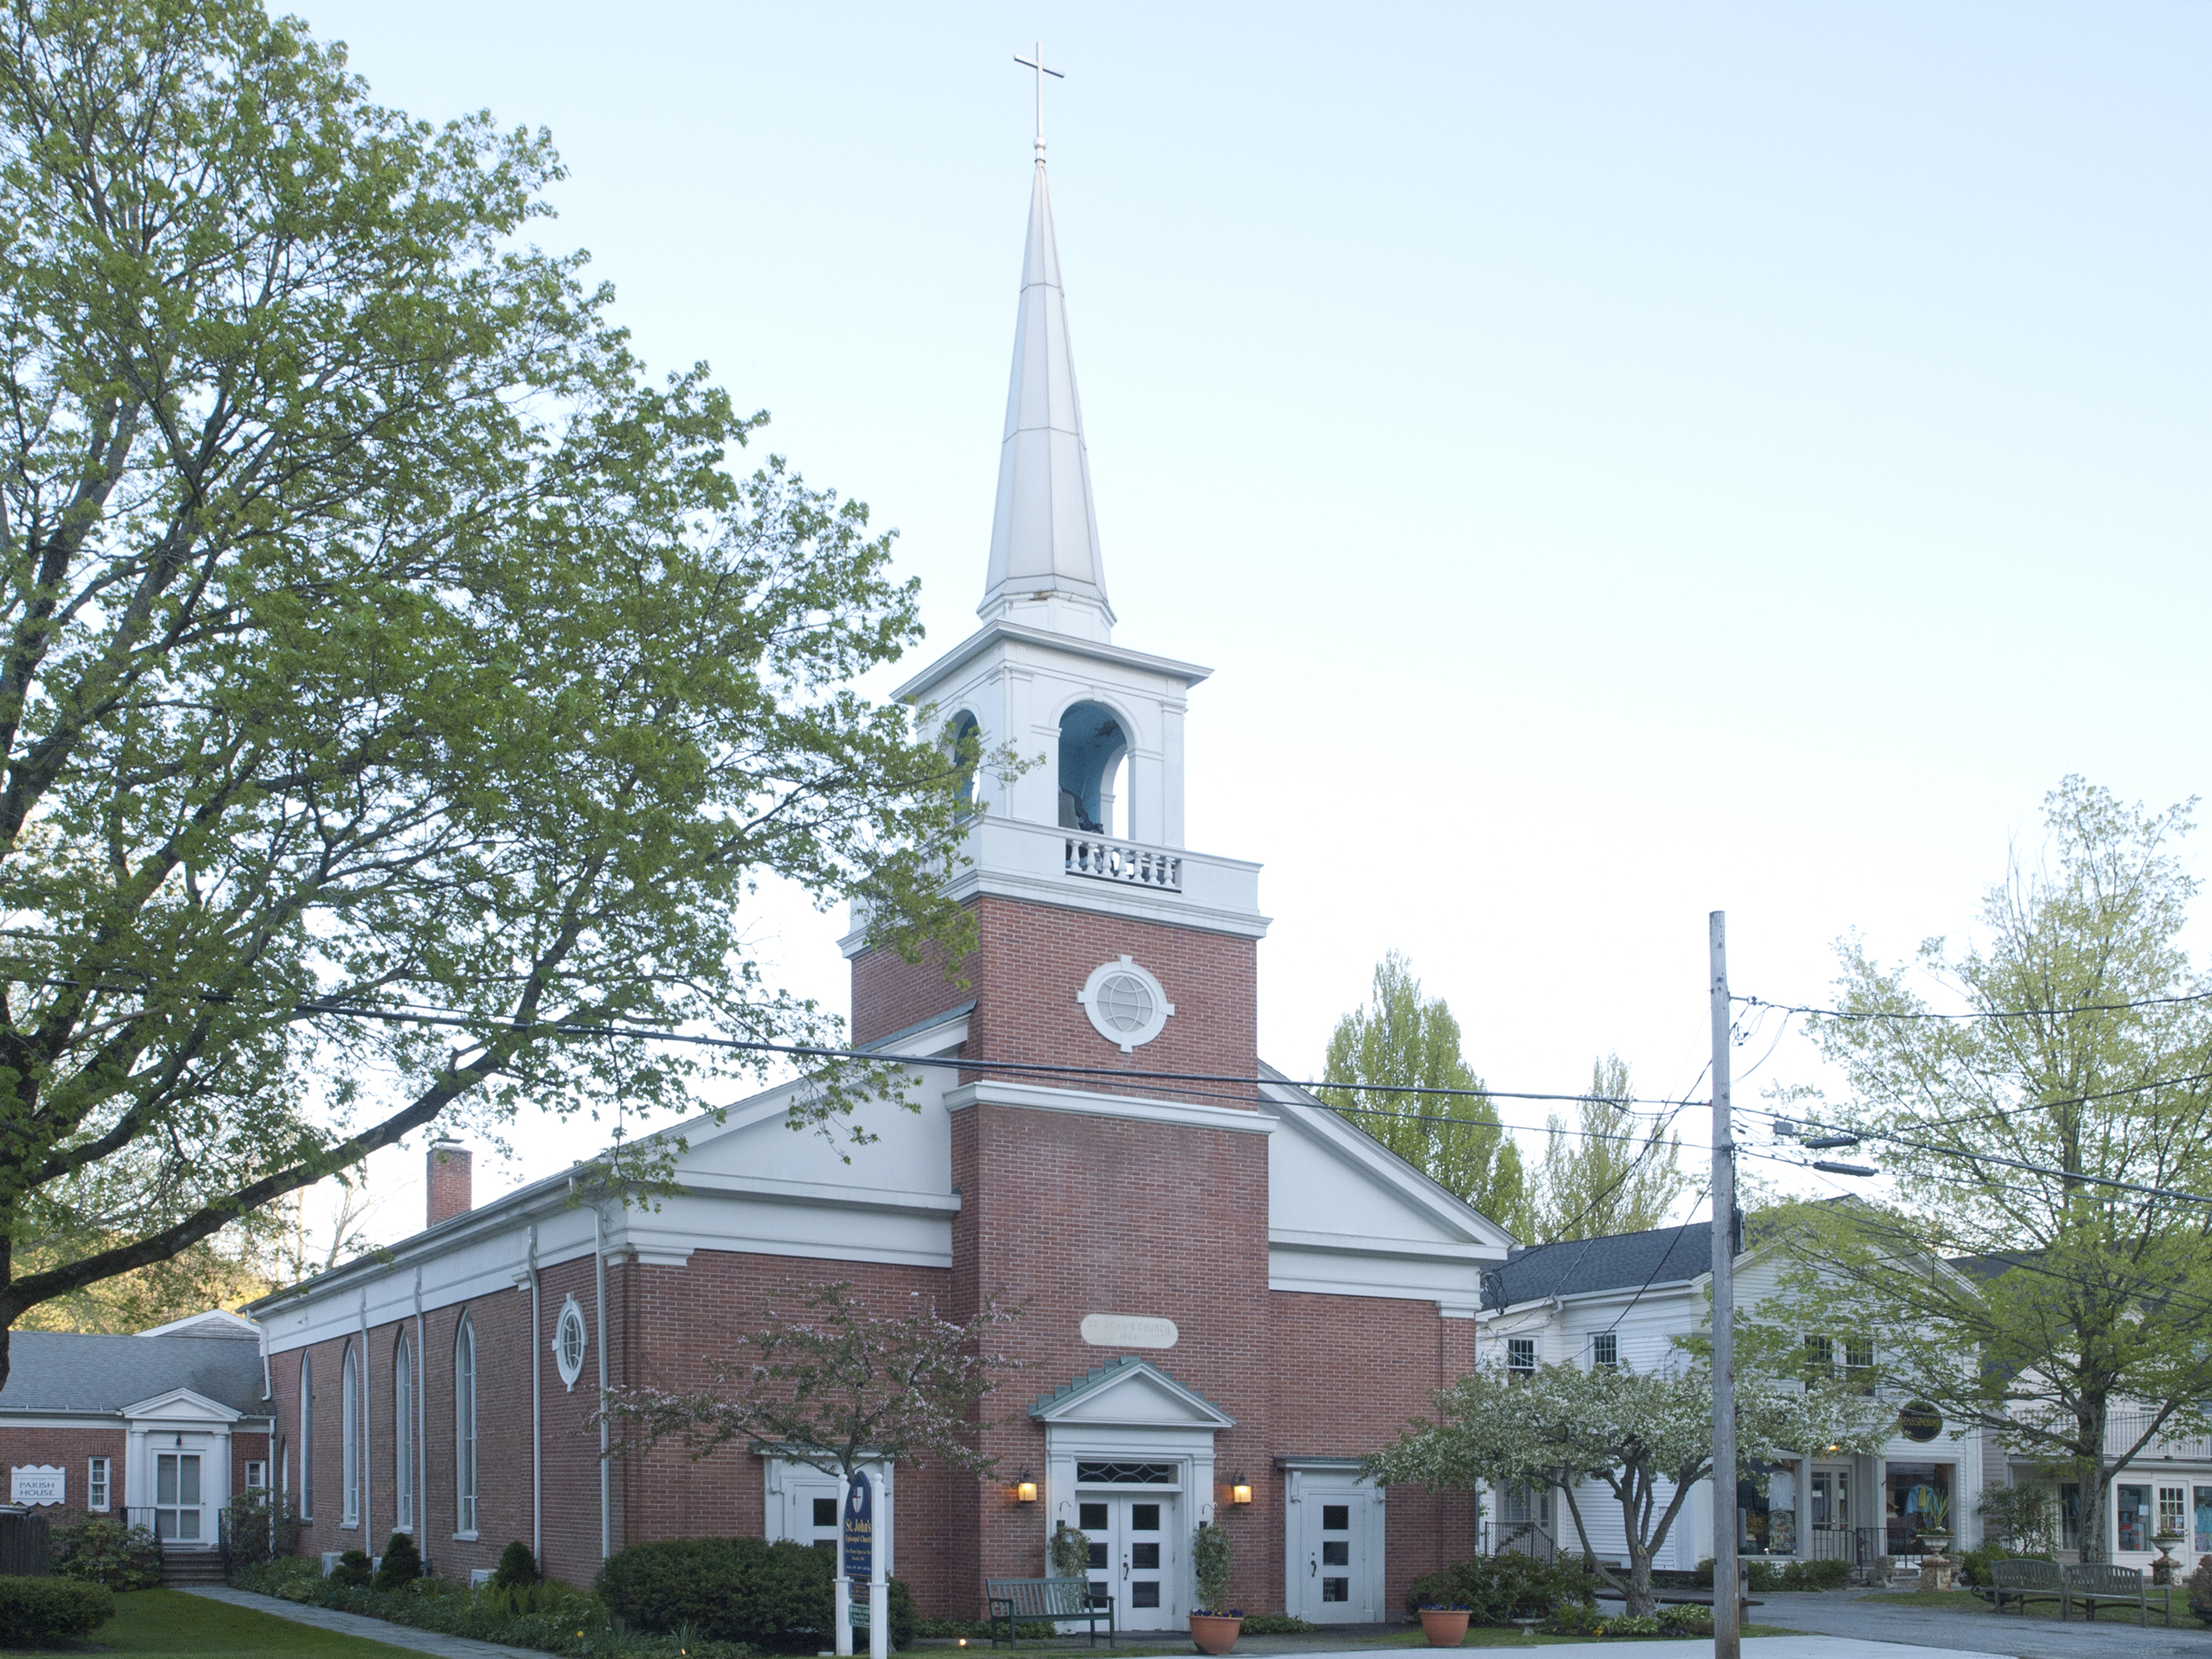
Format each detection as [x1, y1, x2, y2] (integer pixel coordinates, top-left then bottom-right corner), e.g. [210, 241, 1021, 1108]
[843, 1471, 874, 1583]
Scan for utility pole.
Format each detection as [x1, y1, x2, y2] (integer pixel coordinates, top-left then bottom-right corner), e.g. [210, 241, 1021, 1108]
[1709, 911, 1739, 1659]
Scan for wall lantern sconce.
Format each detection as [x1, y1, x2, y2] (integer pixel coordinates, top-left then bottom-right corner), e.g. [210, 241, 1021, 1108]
[1014, 1469, 1038, 1503]
[1228, 1473, 1252, 1506]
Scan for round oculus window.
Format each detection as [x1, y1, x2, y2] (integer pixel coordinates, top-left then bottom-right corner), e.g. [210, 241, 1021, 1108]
[554, 1295, 588, 1391]
[1078, 956, 1175, 1053]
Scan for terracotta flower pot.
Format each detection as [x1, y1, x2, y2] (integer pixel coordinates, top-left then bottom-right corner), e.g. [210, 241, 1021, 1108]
[1419, 1608, 1471, 1647]
[1189, 1613, 1243, 1655]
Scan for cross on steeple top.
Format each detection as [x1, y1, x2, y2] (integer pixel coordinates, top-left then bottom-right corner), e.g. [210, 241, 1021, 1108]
[1013, 42, 1063, 157]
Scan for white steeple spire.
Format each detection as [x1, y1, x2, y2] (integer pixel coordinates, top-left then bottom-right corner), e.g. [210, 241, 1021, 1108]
[979, 66, 1114, 641]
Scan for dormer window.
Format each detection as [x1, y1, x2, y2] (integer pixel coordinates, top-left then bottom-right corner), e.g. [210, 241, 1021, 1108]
[1057, 703, 1127, 838]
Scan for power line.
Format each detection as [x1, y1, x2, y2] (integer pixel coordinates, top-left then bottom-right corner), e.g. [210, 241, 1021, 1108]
[1737, 1101, 2212, 1210]
[1737, 989, 2212, 1023]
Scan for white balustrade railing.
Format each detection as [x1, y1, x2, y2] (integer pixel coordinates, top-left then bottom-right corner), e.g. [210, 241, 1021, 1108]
[2107, 1409, 2212, 1464]
[1064, 836, 1182, 892]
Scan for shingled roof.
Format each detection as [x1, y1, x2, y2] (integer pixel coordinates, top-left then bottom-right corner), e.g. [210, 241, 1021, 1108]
[1485, 1222, 1713, 1310]
[0, 1331, 267, 1417]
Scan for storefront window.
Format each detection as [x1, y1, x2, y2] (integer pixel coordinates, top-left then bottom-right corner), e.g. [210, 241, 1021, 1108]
[2060, 1484, 2082, 1551]
[2117, 1484, 2151, 1554]
[1886, 1463, 1953, 1555]
[2192, 1486, 2212, 1555]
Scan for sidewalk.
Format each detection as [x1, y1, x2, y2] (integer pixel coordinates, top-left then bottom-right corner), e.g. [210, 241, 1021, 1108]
[181, 1586, 549, 1659]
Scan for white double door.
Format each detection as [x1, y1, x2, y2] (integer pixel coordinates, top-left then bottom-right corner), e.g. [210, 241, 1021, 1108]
[1288, 1475, 1383, 1624]
[1080, 1493, 1180, 1630]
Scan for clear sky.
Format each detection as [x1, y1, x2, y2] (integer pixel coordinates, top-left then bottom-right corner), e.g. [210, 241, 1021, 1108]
[288, 0, 2212, 1243]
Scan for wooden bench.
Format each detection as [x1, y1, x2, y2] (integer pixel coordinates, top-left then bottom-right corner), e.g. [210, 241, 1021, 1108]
[2063, 1563, 2152, 1624]
[986, 1578, 1115, 1647]
[1989, 1559, 2062, 1617]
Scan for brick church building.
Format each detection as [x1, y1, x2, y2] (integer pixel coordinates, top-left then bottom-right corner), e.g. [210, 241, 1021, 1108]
[251, 134, 1511, 1627]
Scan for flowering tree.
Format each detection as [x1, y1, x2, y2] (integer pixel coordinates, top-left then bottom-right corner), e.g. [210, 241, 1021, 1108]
[598, 1284, 1023, 1490]
[1365, 1360, 1890, 1617]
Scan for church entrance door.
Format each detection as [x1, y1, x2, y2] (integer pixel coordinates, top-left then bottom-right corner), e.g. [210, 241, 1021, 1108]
[1079, 1494, 1180, 1630]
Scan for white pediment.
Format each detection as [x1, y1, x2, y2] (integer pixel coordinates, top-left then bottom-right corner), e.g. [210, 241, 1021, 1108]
[1030, 1358, 1235, 1430]
[120, 1386, 243, 1425]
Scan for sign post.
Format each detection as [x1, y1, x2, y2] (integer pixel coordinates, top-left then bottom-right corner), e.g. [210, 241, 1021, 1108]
[842, 1471, 885, 1659]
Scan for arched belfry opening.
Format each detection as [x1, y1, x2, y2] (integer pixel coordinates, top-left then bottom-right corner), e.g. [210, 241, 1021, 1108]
[1057, 702, 1126, 837]
[947, 710, 982, 807]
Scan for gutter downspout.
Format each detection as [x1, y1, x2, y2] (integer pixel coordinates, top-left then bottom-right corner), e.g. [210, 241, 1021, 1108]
[527, 1223, 541, 1563]
[594, 1199, 610, 1562]
[412, 1267, 426, 1565]
[358, 1289, 373, 1555]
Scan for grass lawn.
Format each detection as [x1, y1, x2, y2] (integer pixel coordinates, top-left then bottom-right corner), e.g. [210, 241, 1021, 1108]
[27, 1588, 426, 1655]
[1862, 1588, 2202, 1626]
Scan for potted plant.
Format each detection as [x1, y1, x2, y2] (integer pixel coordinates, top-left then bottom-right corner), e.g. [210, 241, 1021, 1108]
[1915, 1490, 1953, 1551]
[1189, 1522, 1240, 1655]
[2153, 1530, 2185, 1586]
[1418, 1603, 1471, 1646]
[1050, 1522, 1092, 1582]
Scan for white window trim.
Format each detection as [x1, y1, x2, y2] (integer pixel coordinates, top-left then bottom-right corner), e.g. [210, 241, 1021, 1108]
[299, 1354, 314, 1520]
[554, 1294, 588, 1392]
[87, 1456, 110, 1513]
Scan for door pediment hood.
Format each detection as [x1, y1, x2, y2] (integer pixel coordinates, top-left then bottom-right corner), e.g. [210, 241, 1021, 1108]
[1030, 1357, 1235, 1430]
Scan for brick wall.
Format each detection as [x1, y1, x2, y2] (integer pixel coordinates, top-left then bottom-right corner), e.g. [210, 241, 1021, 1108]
[1268, 1291, 1479, 1615]
[0, 1427, 127, 1523]
[855, 895, 1259, 1110]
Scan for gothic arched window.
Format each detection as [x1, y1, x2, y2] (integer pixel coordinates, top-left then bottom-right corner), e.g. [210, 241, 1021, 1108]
[454, 1314, 478, 1534]
[298, 1354, 314, 1519]
[394, 1333, 414, 1532]
[341, 1343, 360, 1526]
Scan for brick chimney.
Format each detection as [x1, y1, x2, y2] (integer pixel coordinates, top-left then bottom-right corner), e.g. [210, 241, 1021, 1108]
[426, 1140, 472, 1228]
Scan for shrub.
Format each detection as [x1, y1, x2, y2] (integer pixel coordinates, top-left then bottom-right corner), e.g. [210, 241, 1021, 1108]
[597, 1536, 915, 1650]
[1656, 1604, 1713, 1635]
[1405, 1555, 1597, 1626]
[222, 1490, 301, 1566]
[2188, 1555, 2212, 1609]
[1192, 1523, 1232, 1614]
[1609, 1614, 1660, 1635]
[1237, 1614, 1317, 1634]
[373, 1532, 424, 1592]
[1958, 1545, 2051, 1589]
[50, 1516, 160, 1591]
[495, 1540, 541, 1589]
[1743, 1557, 1855, 1592]
[1542, 1600, 1604, 1635]
[0, 1575, 114, 1645]
[331, 1548, 373, 1588]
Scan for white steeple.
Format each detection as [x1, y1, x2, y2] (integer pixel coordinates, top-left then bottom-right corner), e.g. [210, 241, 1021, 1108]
[979, 143, 1115, 641]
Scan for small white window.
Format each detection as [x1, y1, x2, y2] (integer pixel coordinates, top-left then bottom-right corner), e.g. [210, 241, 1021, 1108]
[87, 1458, 110, 1512]
[1591, 1333, 1618, 1371]
[243, 1460, 265, 1492]
[554, 1296, 588, 1391]
[1507, 1337, 1537, 1374]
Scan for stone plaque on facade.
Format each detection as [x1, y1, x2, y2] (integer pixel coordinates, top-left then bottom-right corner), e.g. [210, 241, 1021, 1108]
[1080, 1313, 1178, 1349]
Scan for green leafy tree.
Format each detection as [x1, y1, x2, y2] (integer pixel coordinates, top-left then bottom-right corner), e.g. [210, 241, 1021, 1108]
[1748, 777, 2212, 1563]
[1319, 953, 1527, 1228]
[0, 0, 972, 1381]
[1523, 1056, 1693, 1243]
[1366, 1358, 1889, 1617]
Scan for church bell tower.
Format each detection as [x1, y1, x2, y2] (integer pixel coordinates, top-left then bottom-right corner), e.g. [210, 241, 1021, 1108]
[840, 91, 1275, 1608]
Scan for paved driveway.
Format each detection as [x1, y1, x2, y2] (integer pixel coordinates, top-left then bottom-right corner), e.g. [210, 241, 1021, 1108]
[1752, 1589, 2212, 1659]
